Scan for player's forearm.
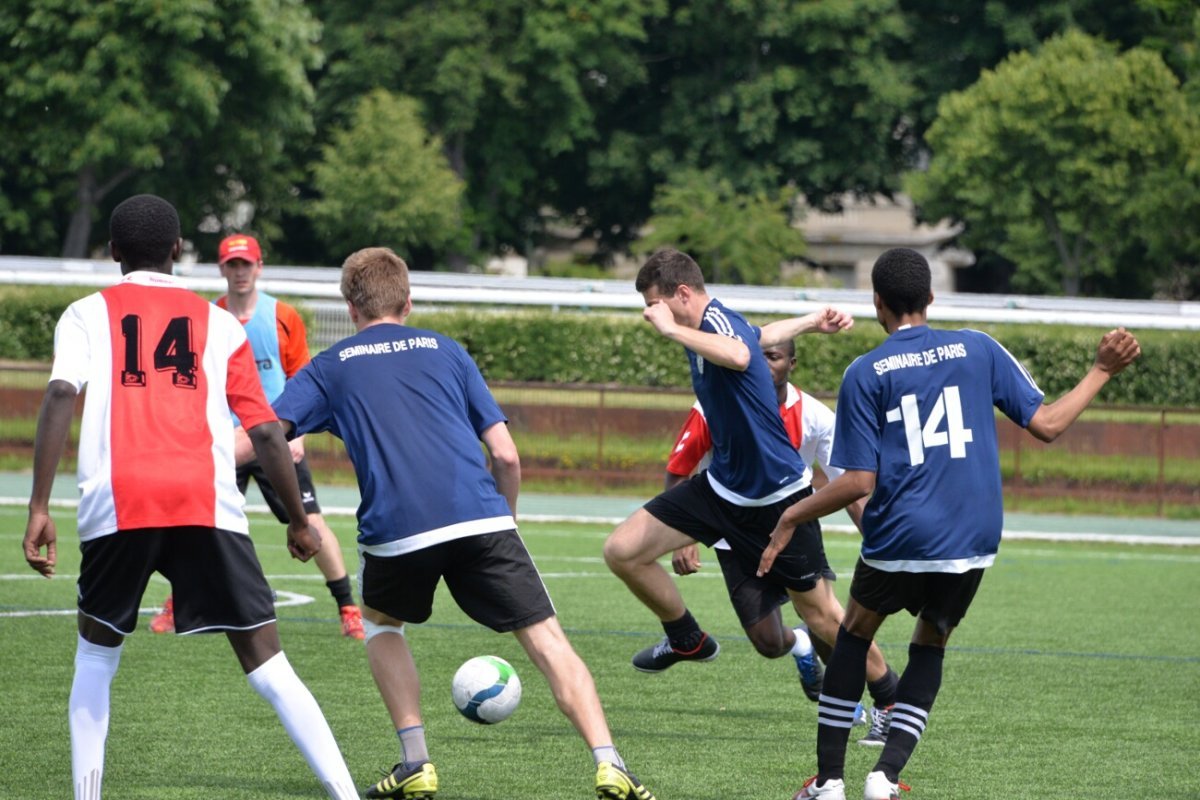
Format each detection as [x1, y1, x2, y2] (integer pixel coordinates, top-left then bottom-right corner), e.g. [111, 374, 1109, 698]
[491, 458, 520, 518]
[247, 422, 308, 522]
[666, 326, 751, 370]
[28, 382, 77, 511]
[780, 470, 875, 528]
[664, 472, 688, 492]
[1026, 366, 1110, 443]
[760, 315, 819, 348]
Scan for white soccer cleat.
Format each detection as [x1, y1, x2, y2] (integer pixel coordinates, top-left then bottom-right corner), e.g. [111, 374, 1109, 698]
[863, 770, 909, 800]
[793, 776, 846, 800]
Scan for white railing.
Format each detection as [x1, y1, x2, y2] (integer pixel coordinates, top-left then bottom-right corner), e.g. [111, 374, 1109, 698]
[3, 256, 1198, 341]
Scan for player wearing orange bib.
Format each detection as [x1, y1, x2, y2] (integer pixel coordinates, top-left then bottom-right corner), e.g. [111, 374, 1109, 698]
[150, 233, 364, 639]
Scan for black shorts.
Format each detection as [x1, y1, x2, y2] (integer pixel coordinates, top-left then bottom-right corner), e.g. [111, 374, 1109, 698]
[359, 530, 556, 633]
[237, 456, 322, 523]
[78, 527, 276, 636]
[715, 546, 837, 628]
[849, 558, 986, 635]
[644, 474, 829, 593]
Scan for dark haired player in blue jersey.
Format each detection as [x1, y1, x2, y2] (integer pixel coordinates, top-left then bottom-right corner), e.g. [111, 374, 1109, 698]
[604, 248, 894, 720]
[264, 247, 657, 800]
[760, 247, 1141, 800]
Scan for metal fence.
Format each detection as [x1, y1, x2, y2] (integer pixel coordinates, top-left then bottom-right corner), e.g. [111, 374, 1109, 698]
[2, 363, 1196, 514]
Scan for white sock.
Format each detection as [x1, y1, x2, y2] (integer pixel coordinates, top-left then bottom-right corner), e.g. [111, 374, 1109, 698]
[71, 635, 122, 800]
[246, 651, 359, 800]
[791, 626, 813, 658]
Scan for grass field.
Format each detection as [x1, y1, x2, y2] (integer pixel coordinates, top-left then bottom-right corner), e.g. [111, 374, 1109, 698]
[1, 506, 1197, 799]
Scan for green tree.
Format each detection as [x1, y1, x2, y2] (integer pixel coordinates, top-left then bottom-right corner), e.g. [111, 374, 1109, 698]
[561, 0, 916, 257]
[309, 90, 465, 260]
[897, 0, 1161, 138]
[639, 171, 807, 285]
[312, 0, 664, 257]
[0, 0, 319, 257]
[907, 30, 1200, 297]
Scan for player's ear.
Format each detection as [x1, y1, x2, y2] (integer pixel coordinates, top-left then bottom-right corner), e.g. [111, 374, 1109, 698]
[171, 238, 183, 261]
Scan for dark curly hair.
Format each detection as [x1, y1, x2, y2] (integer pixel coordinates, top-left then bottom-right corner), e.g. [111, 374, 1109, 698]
[871, 248, 931, 316]
[109, 194, 181, 270]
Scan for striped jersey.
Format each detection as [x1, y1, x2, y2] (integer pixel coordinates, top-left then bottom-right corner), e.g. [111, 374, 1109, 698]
[833, 325, 1045, 572]
[687, 298, 808, 505]
[666, 383, 843, 489]
[49, 271, 277, 540]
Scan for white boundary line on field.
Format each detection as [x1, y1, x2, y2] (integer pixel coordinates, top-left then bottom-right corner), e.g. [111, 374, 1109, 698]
[3, 498, 1197, 547]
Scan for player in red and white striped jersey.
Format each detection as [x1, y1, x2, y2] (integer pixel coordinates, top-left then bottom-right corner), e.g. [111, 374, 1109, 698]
[22, 195, 358, 800]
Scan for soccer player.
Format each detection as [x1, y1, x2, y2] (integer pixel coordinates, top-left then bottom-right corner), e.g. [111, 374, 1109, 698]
[663, 339, 897, 741]
[150, 233, 364, 639]
[603, 248, 891, 734]
[762, 247, 1142, 800]
[21, 194, 359, 800]
[262, 246, 657, 800]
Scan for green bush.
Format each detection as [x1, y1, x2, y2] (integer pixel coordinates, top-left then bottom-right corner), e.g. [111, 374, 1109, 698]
[0, 284, 313, 362]
[0, 286, 95, 360]
[2, 285, 1194, 406]
[410, 309, 1195, 407]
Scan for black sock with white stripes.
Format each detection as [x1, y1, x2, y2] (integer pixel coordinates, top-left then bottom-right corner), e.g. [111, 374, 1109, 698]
[874, 643, 945, 782]
[816, 626, 871, 783]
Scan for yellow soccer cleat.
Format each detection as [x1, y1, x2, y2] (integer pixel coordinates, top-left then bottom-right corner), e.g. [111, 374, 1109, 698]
[595, 761, 656, 800]
[364, 761, 437, 799]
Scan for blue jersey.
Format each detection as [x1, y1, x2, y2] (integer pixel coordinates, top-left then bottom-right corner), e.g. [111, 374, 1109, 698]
[833, 325, 1044, 572]
[272, 323, 515, 554]
[690, 298, 807, 504]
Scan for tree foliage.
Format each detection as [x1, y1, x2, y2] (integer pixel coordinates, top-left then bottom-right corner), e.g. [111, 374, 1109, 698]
[639, 171, 807, 285]
[563, 0, 916, 255]
[907, 30, 1200, 297]
[0, 0, 320, 257]
[312, 0, 664, 256]
[309, 90, 465, 261]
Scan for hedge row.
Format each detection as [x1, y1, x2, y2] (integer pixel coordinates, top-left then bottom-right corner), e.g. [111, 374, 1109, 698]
[410, 309, 1197, 407]
[2, 286, 1195, 406]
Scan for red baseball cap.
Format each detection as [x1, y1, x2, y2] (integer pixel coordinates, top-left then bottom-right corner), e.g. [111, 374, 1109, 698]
[218, 234, 262, 264]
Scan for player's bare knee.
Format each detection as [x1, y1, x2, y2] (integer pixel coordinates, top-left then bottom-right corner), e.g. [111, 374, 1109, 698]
[750, 634, 790, 659]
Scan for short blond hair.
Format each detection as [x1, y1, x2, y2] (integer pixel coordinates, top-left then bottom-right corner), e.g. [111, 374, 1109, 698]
[340, 247, 411, 321]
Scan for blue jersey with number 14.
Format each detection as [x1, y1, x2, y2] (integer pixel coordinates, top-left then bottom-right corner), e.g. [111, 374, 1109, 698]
[832, 325, 1044, 572]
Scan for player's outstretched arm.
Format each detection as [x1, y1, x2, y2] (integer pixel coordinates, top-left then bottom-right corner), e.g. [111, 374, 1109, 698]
[1026, 328, 1141, 443]
[759, 307, 854, 348]
[23, 380, 76, 577]
[247, 420, 321, 561]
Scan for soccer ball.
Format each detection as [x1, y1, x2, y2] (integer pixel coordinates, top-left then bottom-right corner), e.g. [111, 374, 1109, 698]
[451, 655, 522, 724]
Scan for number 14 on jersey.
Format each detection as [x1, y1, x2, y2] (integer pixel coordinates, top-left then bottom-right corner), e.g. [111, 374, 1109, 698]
[886, 387, 974, 466]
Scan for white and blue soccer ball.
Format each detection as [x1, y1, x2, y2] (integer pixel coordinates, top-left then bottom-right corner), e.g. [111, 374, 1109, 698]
[451, 655, 522, 724]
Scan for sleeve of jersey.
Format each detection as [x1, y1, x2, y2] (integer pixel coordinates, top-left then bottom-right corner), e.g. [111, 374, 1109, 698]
[802, 395, 844, 482]
[272, 363, 333, 437]
[226, 338, 278, 430]
[48, 300, 93, 391]
[984, 333, 1045, 427]
[829, 363, 880, 473]
[665, 408, 712, 476]
[277, 302, 311, 376]
[460, 346, 507, 435]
